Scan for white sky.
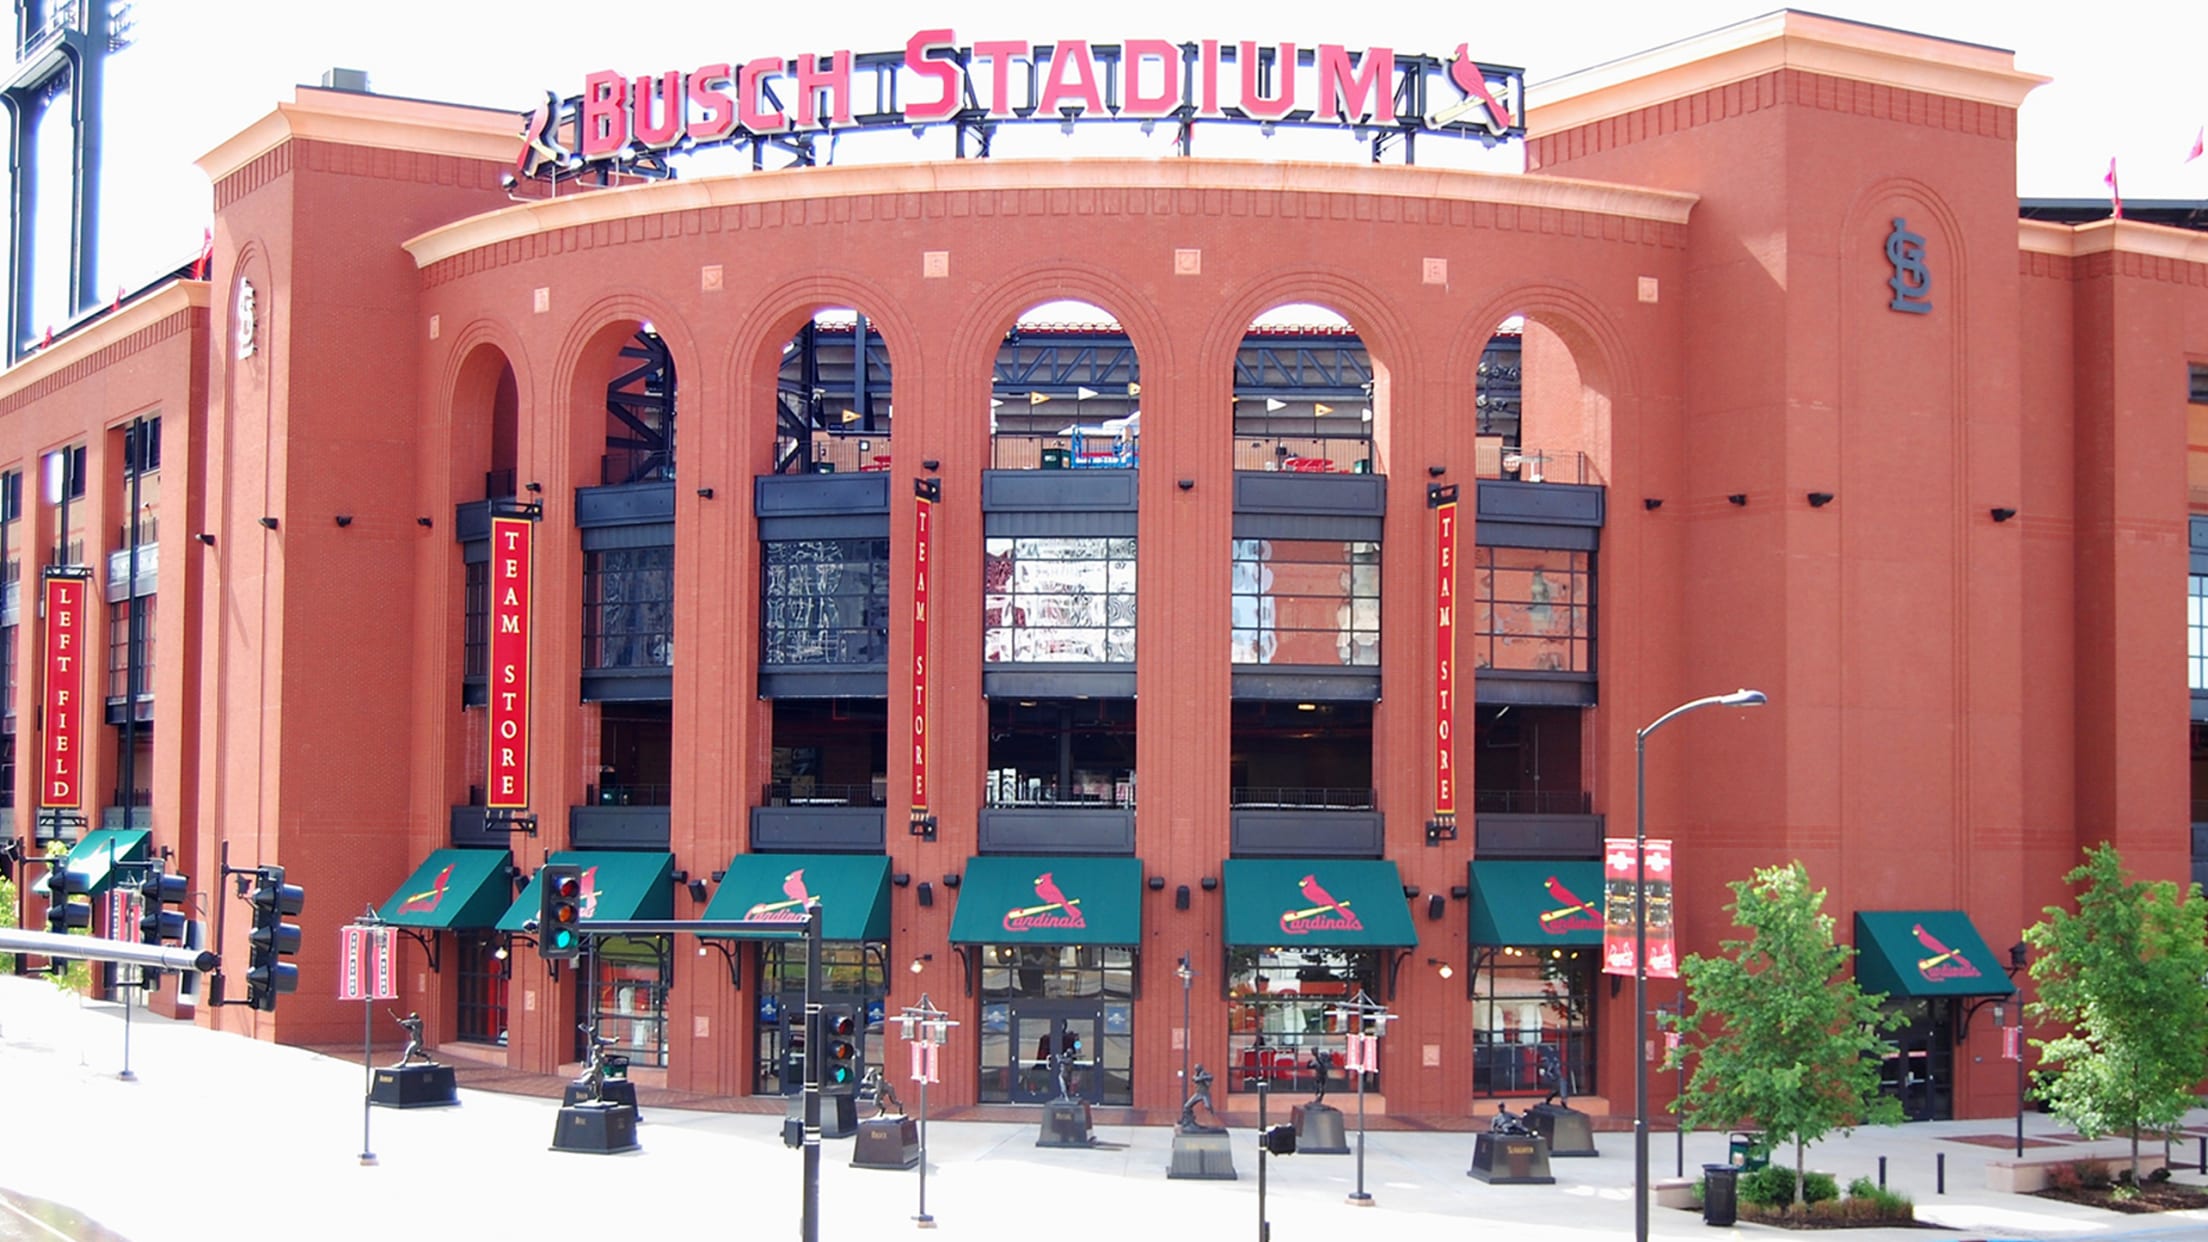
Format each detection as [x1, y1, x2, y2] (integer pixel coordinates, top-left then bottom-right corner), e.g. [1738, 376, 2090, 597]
[35, 0, 2208, 328]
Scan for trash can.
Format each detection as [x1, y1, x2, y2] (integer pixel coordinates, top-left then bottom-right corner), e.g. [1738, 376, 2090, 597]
[1702, 1163, 1740, 1227]
[1728, 1130, 1768, 1170]
[1041, 448, 1069, 470]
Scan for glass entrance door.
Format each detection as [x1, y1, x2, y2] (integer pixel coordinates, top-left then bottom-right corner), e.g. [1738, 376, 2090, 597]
[1008, 1002, 1103, 1104]
[1879, 1000, 1954, 1121]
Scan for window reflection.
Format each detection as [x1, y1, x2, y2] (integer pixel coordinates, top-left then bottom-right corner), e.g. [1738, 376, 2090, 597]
[1231, 538, 1380, 667]
[983, 537, 1136, 663]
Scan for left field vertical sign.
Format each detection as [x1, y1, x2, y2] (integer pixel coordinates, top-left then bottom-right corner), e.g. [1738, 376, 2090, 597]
[40, 573, 85, 811]
[488, 516, 533, 810]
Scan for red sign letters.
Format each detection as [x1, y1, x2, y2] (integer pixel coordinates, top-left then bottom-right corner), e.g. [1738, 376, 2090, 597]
[487, 516, 533, 810]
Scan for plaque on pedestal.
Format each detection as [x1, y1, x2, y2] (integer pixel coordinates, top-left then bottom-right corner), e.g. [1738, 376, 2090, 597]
[1468, 1132, 1555, 1184]
[852, 1116, 921, 1169]
[1525, 1102, 1598, 1157]
[370, 1063, 459, 1109]
[1037, 1099, 1096, 1148]
[551, 1102, 641, 1154]
[562, 1078, 640, 1114]
[1290, 1103, 1350, 1155]
[1167, 1129, 1238, 1179]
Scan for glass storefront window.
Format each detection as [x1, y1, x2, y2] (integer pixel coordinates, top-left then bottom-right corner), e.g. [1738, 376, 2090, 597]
[1471, 946, 1596, 1097]
[1224, 948, 1380, 1094]
[763, 538, 891, 665]
[976, 945, 1134, 1106]
[753, 942, 885, 1094]
[1231, 538, 1380, 666]
[455, 930, 508, 1045]
[1470, 546, 1591, 674]
[2191, 574, 2208, 691]
[983, 537, 1135, 663]
[591, 936, 671, 1069]
[583, 546, 674, 670]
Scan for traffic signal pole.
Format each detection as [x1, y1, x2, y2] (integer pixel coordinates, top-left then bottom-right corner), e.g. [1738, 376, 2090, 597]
[0, 928, 217, 973]
[802, 901, 823, 1242]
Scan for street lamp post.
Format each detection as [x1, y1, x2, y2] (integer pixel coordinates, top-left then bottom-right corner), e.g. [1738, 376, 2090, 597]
[1328, 988, 1393, 1206]
[896, 993, 958, 1228]
[1635, 689, 1766, 1242]
[1177, 954, 1194, 1101]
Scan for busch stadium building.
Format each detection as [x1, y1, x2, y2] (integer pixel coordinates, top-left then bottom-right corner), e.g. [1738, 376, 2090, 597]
[8, 10, 2204, 1126]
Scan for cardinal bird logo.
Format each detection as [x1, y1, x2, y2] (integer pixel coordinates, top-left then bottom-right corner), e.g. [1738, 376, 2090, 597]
[395, 864, 455, 916]
[743, 869, 814, 922]
[1912, 923, 1981, 981]
[1003, 871, 1087, 932]
[1280, 873, 1364, 935]
[1536, 874, 1602, 933]
[1426, 45, 1516, 135]
[515, 91, 568, 179]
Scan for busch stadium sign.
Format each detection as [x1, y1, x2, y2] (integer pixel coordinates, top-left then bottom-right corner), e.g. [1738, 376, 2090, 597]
[517, 33, 1526, 178]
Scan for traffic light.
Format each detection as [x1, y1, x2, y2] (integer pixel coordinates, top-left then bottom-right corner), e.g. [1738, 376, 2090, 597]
[44, 864, 90, 972]
[817, 1005, 860, 1093]
[245, 865, 304, 1012]
[139, 870, 189, 945]
[1261, 1123, 1298, 1156]
[538, 863, 583, 961]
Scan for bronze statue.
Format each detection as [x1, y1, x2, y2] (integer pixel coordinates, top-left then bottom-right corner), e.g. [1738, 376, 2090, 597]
[1490, 1101, 1533, 1136]
[1178, 1064, 1225, 1133]
[863, 1064, 905, 1117]
[1537, 1042, 1568, 1103]
[388, 1011, 431, 1067]
[1308, 1048, 1335, 1106]
[1046, 1035, 1084, 1102]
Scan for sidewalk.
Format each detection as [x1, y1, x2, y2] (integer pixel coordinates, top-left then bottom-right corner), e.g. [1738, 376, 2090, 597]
[4, 975, 2206, 1242]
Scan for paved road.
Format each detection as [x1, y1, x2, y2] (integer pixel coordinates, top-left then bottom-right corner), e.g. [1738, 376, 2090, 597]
[4, 976, 2207, 1241]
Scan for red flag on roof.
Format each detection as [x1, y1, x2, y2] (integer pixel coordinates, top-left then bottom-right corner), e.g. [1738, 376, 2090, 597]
[190, 228, 213, 280]
[2189, 126, 2204, 164]
[39, 326, 52, 349]
[2104, 158, 2123, 219]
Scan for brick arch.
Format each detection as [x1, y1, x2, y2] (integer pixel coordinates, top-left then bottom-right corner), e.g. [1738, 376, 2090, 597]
[949, 260, 1180, 394]
[1198, 268, 1423, 391]
[717, 271, 928, 480]
[547, 294, 698, 495]
[441, 330, 527, 500]
[1449, 282, 1641, 485]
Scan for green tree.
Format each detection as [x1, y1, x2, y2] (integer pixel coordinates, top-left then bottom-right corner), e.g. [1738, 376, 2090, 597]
[0, 866, 15, 974]
[1672, 861, 1904, 1207]
[2025, 842, 2208, 1186]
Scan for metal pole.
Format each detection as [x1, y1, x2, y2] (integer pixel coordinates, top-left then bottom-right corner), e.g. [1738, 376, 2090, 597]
[118, 968, 133, 1081]
[1634, 728, 1650, 1242]
[361, 993, 377, 1165]
[1351, 1041, 1370, 1204]
[1179, 955, 1192, 1099]
[801, 904, 822, 1242]
[2014, 1027, 2025, 1159]
[916, 1056, 931, 1227]
[1256, 1078, 1269, 1242]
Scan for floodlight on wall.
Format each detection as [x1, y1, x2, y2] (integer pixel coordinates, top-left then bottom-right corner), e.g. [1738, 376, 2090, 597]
[1175, 884, 1190, 911]
[1806, 492, 1834, 508]
[1450, 884, 1470, 900]
[922, 459, 940, 472]
[195, 533, 216, 547]
[1991, 507, 2017, 523]
[1178, 478, 1194, 491]
[1200, 876, 1218, 892]
[917, 882, 934, 907]
[1727, 494, 1747, 507]
[1402, 884, 1420, 899]
[1427, 893, 1446, 921]
[526, 481, 543, 494]
[1643, 499, 1662, 511]
[258, 516, 279, 530]
[1147, 875, 1165, 891]
[334, 514, 353, 527]
[942, 873, 961, 889]
[687, 878, 709, 902]
[417, 516, 434, 528]
[1428, 465, 1446, 477]
[892, 872, 911, 888]
[696, 487, 714, 500]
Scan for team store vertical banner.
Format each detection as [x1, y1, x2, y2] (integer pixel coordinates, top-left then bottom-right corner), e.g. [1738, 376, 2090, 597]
[910, 480, 937, 822]
[39, 574, 85, 811]
[1601, 836, 1677, 979]
[487, 516, 533, 810]
[1431, 485, 1459, 825]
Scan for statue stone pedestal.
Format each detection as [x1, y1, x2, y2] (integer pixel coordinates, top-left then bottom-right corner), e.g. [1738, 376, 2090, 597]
[1167, 1128, 1238, 1179]
[1525, 1102, 1599, 1156]
[852, 1116, 921, 1169]
[370, 1063, 458, 1109]
[1037, 1099, 1096, 1148]
[1469, 1132, 1555, 1184]
[1290, 1103, 1350, 1154]
[550, 1102, 640, 1154]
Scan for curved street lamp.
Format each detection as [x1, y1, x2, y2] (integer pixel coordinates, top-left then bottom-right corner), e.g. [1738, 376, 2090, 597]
[1635, 688, 1766, 1242]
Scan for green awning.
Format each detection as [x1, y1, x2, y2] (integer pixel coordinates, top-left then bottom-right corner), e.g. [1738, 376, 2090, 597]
[947, 856, 1142, 945]
[34, 829, 153, 896]
[1468, 860, 1606, 947]
[497, 851, 674, 932]
[1221, 859, 1418, 948]
[1855, 911, 2017, 1000]
[701, 854, 891, 941]
[377, 849, 514, 929]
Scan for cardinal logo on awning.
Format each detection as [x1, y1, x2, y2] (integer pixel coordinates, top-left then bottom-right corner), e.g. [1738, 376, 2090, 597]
[1537, 874, 1602, 933]
[744, 869, 814, 923]
[1003, 872, 1086, 932]
[395, 863, 455, 916]
[1912, 924, 1981, 982]
[1280, 874, 1364, 935]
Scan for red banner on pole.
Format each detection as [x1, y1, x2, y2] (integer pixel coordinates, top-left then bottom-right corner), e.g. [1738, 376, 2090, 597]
[338, 925, 365, 1001]
[2002, 1025, 2021, 1061]
[39, 574, 85, 811]
[487, 516, 533, 809]
[1603, 837, 1677, 978]
[370, 927, 397, 1000]
[911, 484, 934, 818]
[910, 1039, 939, 1084]
[1433, 493, 1458, 819]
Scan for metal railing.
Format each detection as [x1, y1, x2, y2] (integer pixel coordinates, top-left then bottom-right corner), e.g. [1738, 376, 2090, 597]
[1233, 436, 1372, 474]
[1228, 786, 1376, 810]
[983, 780, 1136, 808]
[988, 433, 1135, 471]
[587, 783, 672, 807]
[1472, 789, 1595, 816]
[1472, 441, 1600, 485]
[761, 781, 886, 808]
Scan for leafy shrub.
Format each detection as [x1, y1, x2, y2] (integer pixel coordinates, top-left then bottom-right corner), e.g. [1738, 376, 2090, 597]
[2048, 1162, 2082, 1191]
[1847, 1175, 1877, 1199]
[1739, 1165, 1838, 1207]
[2077, 1160, 2111, 1190]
